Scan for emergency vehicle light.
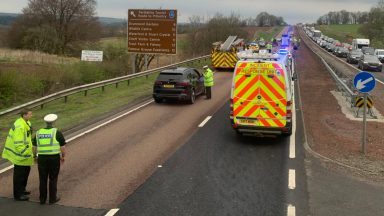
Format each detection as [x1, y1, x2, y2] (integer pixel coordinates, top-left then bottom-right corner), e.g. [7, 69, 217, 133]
[237, 51, 279, 60]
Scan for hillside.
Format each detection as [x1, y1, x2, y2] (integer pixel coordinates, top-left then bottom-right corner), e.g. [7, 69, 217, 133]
[0, 12, 126, 27]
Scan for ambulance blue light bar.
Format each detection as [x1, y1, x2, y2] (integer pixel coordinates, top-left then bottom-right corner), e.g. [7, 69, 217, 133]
[278, 49, 289, 55]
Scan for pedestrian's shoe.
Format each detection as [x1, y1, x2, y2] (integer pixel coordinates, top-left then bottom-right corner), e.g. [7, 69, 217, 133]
[49, 197, 60, 205]
[23, 190, 31, 195]
[15, 195, 29, 201]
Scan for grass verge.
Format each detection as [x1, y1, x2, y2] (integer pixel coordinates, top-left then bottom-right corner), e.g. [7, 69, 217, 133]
[0, 59, 210, 152]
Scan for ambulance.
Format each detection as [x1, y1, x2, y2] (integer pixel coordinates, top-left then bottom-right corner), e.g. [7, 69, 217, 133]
[230, 49, 296, 136]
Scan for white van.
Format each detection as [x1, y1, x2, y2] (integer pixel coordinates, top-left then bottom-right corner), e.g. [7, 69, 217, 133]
[352, 39, 370, 50]
[374, 49, 384, 63]
[230, 50, 296, 136]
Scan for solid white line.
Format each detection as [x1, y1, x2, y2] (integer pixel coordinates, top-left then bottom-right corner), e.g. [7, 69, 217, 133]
[105, 208, 119, 216]
[0, 164, 14, 174]
[0, 100, 154, 174]
[67, 100, 153, 142]
[198, 116, 212, 127]
[287, 204, 296, 216]
[288, 169, 296, 190]
[289, 100, 296, 159]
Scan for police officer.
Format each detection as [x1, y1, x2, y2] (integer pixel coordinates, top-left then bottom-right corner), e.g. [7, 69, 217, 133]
[266, 43, 273, 53]
[202, 65, 214, 99]
[32, 114, 66, 205]
[2, 109, 34, 201]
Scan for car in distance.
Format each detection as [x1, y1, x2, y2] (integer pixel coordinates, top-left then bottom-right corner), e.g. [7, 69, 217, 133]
[333, 47, 349, 58]
[357, 54, 382, 72]
[346, 49, 363, 64]
[153, 67, 205, 104]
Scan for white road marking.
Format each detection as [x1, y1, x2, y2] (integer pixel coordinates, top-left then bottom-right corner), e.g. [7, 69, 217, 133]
[0, 100, 154, 174]
[105, 208, 119, 216]
[67, 100, 154, 142]
[198, 116, 212, 127]
[288, 169, 296, 190]
[287, 204, 296, 216]
[0, 165, 14, 174]
[289, 99, 296, 159]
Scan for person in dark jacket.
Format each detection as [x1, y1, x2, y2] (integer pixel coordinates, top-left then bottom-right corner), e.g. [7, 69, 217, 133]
[32, 114, 66, 205]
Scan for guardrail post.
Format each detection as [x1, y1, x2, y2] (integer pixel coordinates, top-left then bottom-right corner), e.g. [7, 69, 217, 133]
[40, 104, 44, 109]
[115, 83, 119, 88]
[84, 90, 87, 97]
[64, 96, 68, 103]
[127, 80, 130, 86]
[102, 86, 105, 92]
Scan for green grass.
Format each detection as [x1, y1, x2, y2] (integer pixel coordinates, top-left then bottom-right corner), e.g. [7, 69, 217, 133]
[0, 58, 211, 151]
[317, 24, 364, 43]
[254, 26, 285, 42]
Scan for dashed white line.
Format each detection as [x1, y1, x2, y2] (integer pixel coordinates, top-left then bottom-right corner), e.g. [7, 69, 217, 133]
[288, 169, 296, 190]
[287, 204, 296, 216]
[105, 208, 119, 216]
[198, 116, 212, 127]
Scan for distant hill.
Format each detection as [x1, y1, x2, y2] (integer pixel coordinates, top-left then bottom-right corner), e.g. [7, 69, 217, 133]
[0, 12, 125, 27]
[0, 13, 19, 27]
[98, 17, 126, 26]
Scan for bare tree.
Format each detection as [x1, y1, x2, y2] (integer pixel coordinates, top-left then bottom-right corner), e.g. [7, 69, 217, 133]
[8, 0, 101, 54]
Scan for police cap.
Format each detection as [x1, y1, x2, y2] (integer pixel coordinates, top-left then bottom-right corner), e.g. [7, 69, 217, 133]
[44, 114, 58, 123]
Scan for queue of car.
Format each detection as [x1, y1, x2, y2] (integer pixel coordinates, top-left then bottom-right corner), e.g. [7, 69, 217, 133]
[303, 26, 383, 72]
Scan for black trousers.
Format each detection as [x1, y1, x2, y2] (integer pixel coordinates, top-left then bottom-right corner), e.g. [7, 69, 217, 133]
[38, 154, 60, 203]
[205, 86, 212, 99]
[13, 165, 31, 199]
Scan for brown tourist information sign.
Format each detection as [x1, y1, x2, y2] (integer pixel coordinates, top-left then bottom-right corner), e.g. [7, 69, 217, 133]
[128, 9, 177, 54]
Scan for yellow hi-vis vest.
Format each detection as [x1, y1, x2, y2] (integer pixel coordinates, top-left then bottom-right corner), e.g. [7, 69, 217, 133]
[2, 118, 34, 166]
[203, 68, 214, 87]
[36, 128, 61, 155]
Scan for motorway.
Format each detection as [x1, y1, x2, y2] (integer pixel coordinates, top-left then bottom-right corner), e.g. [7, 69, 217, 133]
[1, 35, 384, 215]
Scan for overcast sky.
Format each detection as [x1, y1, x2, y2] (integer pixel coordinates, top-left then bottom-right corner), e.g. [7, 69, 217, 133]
[1, 0, 379, 24]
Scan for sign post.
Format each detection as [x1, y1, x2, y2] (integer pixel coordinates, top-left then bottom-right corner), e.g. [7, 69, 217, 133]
[353, 71, 376, 154]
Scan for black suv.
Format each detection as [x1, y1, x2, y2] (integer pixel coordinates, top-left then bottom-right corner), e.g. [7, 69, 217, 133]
[153, 67, 205, 104]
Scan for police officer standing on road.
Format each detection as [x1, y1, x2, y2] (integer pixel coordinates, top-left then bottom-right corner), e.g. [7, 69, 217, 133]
[2, 109, 34, 201]
[202, 65, 214, 99]
[32, 114, 66, 205]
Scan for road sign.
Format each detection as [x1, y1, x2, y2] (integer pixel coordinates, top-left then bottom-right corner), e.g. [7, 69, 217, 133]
[128, 9, 177, 54]
[355, 96, 373, 108]
[353, 71, 376, 93]
[81, 50, 103, 62]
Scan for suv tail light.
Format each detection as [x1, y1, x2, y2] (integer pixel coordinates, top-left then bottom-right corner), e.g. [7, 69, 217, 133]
[177, 82, 189, 87]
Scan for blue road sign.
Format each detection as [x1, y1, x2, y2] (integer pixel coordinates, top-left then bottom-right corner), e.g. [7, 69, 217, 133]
[353, 71, 376, 93]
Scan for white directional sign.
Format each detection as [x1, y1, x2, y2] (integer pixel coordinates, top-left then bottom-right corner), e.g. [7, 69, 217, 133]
[353, 71, 376, 93]
[81, 50, 103, 62]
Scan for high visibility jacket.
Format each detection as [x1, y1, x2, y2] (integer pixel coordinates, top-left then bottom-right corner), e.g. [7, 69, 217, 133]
[203, 68, 214, 87]
[2, 118, 33, 166]
[36, 128, 61, 155]
[266, 44, 273, 49]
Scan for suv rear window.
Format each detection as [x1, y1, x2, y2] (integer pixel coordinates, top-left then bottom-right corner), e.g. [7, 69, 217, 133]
[157, 72, 184, 81]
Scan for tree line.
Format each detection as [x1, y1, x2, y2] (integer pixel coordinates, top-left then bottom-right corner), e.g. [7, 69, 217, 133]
[316, 0, 384, 47]
[316, 10, 369, 25]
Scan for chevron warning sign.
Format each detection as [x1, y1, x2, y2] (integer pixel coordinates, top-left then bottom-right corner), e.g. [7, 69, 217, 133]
[355, 96, 373, 108]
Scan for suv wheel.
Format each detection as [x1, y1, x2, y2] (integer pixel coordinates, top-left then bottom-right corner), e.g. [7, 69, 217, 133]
[189, 90, 195, 104]
[154, 98, 162, 103]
